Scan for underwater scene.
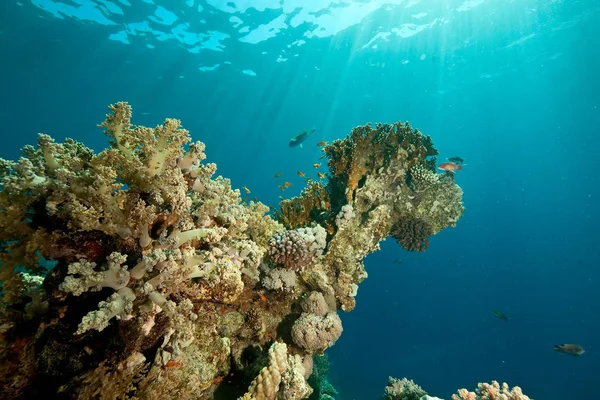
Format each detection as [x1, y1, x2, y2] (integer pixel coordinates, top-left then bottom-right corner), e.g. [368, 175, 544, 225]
[0, 0, 598, 399]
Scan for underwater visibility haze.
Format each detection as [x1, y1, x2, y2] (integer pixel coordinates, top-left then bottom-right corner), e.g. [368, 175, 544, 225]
[0, 0, 599, 399]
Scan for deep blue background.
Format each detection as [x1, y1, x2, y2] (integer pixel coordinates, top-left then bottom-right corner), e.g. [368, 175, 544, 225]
[1, 1, 599, 399]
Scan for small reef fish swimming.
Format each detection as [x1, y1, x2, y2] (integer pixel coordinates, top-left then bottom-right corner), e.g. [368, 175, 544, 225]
[289, 128, 316, 148]
[554, 344, 585, 357]
[492, 310, 509, 322]
[313, 163, 321, 169]
[297, 171, 305, 177]
[438, 162, 463, 172]
[448, 156, 464, 164]
[242, 186, 251, 194]
[283, 181, 293, 188]
[394, 259, 404, 264]
[274, 172, 282, 178]
[317, 172, 325, 179]
[317, 140, 327, 147]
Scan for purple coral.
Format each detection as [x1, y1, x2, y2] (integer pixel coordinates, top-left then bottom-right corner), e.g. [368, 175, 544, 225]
[267, 226, 325, 270]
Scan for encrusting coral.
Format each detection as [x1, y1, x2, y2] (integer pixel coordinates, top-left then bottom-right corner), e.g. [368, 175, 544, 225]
[0, 103, 464, 399]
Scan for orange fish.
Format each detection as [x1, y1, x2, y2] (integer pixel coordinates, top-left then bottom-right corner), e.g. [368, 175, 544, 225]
[554, 344, 585, 357]
[313, 163, 321, 168]
[438, 162, 463, 172]
[278, 185, 284, 191]
[260, 294, 267, 303]
[297, 171, 305, 177]
[317, 172, 325, 179]
[274, 172, 282, 178]
[284, 181, 293, 188]
[165, 361, 182, 368]
[317, 140, 327, 147]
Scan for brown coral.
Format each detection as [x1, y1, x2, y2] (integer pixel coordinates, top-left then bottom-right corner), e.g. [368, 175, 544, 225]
[390, 217, 433, 252]
[324, 122, 438, 203]
[275, 179, 330, 229]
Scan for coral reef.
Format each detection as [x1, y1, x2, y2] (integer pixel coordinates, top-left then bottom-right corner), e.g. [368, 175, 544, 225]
[383, 376, 427, 400]
[383, 378, 532, 400]
[452, 381, 531, 400]
[275, 180, 331, 230]
[0, 104, 464, 399]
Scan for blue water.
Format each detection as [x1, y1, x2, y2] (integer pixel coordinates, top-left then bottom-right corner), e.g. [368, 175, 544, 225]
[1, 1, 599, 399]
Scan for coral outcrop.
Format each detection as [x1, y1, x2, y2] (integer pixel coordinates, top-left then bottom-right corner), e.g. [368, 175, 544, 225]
[383, 377, 532, 400]
[0, 104, 464, 399]
[452, 381, 531, 400]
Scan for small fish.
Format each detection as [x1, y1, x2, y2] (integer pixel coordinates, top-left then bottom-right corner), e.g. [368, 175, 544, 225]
[313, 163, 321, 168]
[492, 310, 509, 322]
[438, 162, 463, 172]
[165, 361, 183, 368]
[394, 259, 404, 264]
[260, 294, 267, 303]
[319, 155, 326, 160]
[289, 128, 316, 148]
[283, 181, 293, 188]
[278, 185, 284, 191]
[297, 171, 305, 177]
[243, 186, 251, 194]
[317, 140, 327, 147]
[448, 156, 464, 164]
[274, 172, 282, 178]
[554, 344, 585, 357]
[317, 172, 325, 179]
[253, 197, 258, 202]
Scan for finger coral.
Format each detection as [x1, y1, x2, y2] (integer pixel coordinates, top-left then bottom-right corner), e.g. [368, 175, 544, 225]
[0, 103, 464, 399]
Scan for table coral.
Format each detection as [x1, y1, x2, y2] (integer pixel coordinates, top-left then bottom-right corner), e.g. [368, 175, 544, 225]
[0, 103, 464, 399]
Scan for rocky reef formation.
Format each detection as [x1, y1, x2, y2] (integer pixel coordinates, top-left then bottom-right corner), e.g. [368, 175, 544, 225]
[0, 103, 464, 399]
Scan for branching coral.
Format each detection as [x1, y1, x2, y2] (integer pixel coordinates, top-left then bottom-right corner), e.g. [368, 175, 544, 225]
[452, 381, 531, 400]
[383, 376, 427, 400]
[383, 378, 531, 400]
[267, 225, 326, 270]
[0, 103, 464, 399]
[390, 217, 433, 252]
